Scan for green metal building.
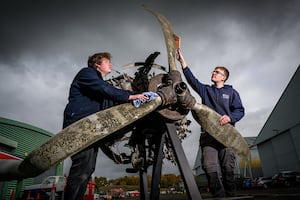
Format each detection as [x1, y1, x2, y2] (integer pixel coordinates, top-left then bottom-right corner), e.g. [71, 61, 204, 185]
[0, 117, 63, 200]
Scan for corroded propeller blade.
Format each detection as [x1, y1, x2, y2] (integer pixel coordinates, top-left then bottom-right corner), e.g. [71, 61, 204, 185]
[143, 5, 178, 71]
[192, 103, 250, 159]
[0, 97, 162, 181]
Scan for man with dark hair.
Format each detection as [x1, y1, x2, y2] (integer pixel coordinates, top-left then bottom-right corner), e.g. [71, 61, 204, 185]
[176, 49, 244, 197]
[63, 52, 148, 200]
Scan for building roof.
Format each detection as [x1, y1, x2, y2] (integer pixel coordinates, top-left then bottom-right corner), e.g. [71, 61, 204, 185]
[0, 117, 53, 138]
[255, 65, 300, 145]
[0, 117, 54, 158]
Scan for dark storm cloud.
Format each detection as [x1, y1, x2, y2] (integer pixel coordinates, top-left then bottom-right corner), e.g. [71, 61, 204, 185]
[1, 0, 300, 178]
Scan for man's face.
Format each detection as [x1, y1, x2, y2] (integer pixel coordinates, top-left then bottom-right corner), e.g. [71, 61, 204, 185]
[211, 68, 226, 83]
[96, 57, 112, 76]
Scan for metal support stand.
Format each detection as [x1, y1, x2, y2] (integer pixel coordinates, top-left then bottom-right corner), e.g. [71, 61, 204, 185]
[139, 128, 165, 200]
[139, 138, 149, 200]
[139, 122, 202, 200]
[165, 122, 202, 200]
[150, 131, 165, 200]
[140, 168, 149, 200]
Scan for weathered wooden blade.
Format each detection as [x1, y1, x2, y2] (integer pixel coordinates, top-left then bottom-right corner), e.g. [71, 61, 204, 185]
[191, 103, 250, 159]
[0, 97, 162, 181]
[143, 5, 178, 71]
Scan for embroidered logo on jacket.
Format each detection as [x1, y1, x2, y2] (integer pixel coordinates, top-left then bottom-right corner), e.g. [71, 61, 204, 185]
[222, 94, 230, 99]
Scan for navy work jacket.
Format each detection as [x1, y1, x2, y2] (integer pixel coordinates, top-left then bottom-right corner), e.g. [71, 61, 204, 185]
[63, 67, 134, 128]
[183, 67, 245, 149]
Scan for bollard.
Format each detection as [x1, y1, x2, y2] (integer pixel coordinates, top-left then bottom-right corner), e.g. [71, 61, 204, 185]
[9, 189, 15, 200]
[26, 191, 31, 200]
[36, 192, 40, 200]
[88, 182, 92, 200]
[50, 183, 56, 200]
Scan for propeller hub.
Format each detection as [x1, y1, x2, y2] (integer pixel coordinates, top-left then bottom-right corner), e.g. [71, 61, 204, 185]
[148, 73, 189, 121]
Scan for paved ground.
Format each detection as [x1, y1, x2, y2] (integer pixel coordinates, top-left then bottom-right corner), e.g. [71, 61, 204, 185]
[233, 185, 300, 200]
[203, 185, 300, 200]
[126, 185, 300, 199]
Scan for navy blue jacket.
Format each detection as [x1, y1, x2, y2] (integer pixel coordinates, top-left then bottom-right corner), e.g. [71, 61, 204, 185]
[183, 67, 245, 149]
[63, 67, 134, 128]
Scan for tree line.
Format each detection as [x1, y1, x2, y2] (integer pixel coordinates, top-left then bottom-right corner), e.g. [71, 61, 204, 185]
[94, 174, 182, 192]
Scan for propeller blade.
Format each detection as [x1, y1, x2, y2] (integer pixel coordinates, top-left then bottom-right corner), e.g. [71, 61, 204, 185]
[191, 103, 250, 159]
[0, 97, 162, 181]
[143, 5, 178, 71]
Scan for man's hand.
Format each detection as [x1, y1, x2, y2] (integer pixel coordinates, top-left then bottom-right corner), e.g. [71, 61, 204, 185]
[176, 49, 187, 69]
[219, 115, 231, 125]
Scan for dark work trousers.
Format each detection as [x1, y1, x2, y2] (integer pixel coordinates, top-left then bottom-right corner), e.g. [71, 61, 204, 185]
[64, 146, 98, 200]
[202, 146, 236, 197]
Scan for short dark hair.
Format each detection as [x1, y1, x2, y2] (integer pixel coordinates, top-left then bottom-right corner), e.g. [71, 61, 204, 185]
[88, 52, 111, 67]
[215, 66, 229, 81]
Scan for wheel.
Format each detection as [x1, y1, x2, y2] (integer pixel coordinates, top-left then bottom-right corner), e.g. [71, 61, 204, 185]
[284, 180, 291, 187]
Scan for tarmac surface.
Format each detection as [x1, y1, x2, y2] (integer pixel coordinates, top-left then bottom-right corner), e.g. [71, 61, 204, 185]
[233, 185, 300, 200]
[201, 185, 300, 200]
[126, 185, 300, 199]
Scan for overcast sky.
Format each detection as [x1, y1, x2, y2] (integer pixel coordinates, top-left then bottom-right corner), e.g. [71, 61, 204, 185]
[1, 0, 299, 179]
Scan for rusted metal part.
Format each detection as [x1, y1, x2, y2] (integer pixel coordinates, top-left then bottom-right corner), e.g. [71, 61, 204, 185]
[192, 103, 250, 159]
[106, 52, 193, 165]
[132, 51, 161, 92]
[149, 73, 189, 120]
